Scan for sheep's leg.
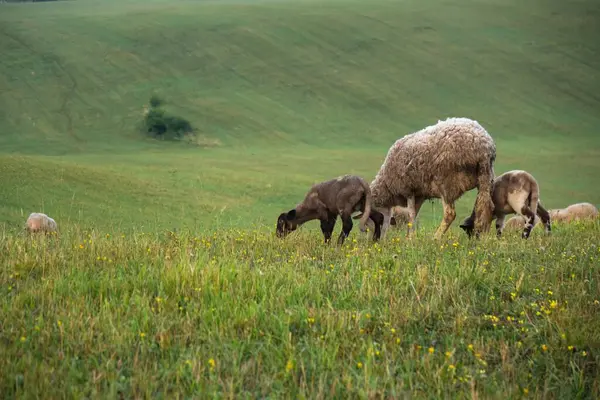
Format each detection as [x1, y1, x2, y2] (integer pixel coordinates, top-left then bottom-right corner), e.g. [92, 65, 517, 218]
[406, 196, 417, 237]
[473, 160, 495, 235]
[537, 202, 552, 234]
[320, 215, 337, 244]
[405, 196, 425, 238]
[520, 206, 536, 239]
[495, 214, 506, 238]
[379, 207, 393, 239]
[369, 210, 384, 242]
[434, 198, 456, 239]
[413, 197, 425, 230]
[337, 214, 353, 246]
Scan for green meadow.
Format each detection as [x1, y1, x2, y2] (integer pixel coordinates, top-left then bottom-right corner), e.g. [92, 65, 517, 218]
[1, 0, 599, 397]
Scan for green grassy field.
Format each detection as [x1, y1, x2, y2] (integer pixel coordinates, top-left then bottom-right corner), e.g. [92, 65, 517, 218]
[1, 223, 599, 398]
[1, 0, 599, 231]
[1, 0, 600, 397]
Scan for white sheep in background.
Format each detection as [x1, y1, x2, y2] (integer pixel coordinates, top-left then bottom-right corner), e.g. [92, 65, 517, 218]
[363, 117, 496, 239]
[504, 202, 598, 231]
[25, 212, 58, 234]
[550, 202, 599, 223]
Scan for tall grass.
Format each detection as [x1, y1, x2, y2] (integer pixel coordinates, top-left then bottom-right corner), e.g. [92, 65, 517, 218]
[1, 221, 598, 398]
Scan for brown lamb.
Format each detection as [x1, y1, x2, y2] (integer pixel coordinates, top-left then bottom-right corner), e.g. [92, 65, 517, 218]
[276, 175, 384, 245]
[459, 170, 551, 239]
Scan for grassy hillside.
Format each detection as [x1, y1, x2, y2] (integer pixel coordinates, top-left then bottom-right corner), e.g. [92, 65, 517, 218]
[1, 0, 599, 232]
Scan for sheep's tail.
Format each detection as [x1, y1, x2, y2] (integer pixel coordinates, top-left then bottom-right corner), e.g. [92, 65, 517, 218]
[473, 158, 495, 235]
[359, 184, 372, 233]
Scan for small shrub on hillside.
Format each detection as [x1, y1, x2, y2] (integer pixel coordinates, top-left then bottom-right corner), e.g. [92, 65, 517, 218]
[142, 96, 194, 141]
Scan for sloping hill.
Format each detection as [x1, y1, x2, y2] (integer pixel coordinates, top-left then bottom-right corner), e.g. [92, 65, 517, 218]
[1, 0, 599, 231]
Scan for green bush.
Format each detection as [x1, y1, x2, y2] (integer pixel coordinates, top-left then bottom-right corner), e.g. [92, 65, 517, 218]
[142, 96, 194, 141]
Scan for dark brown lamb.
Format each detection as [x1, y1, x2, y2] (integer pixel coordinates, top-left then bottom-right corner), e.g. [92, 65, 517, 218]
[276, 175, 384, 245]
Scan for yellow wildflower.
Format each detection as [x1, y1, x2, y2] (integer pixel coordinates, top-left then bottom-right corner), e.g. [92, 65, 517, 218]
[428, 347, 435, 354]
[356, 362, 363, 369]
[285, 359, 294, 372]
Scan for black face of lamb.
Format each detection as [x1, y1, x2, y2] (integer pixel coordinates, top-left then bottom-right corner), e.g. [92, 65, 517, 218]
[459, 222, 475, 238]
[276, 211, 298, 238]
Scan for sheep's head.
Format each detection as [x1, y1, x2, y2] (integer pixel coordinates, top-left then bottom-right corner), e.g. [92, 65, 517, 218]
[276, 209, 298, 238]
[459, 218, 475, 237]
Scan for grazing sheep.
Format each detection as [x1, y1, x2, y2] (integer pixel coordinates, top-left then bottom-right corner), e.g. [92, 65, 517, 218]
[276, 175, 384, 245]
[25, 212, 58, 234]
[390, 205, 411, 227]
[503, 215, 540, 231]
[504, 202, 599, 231]
[459, 170, 551, 239]
[365, 117, 496, 239]
[549, 202, 599, 223]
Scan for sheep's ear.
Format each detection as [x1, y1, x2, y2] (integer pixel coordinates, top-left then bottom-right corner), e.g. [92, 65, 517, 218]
[286, 209, 297, 220]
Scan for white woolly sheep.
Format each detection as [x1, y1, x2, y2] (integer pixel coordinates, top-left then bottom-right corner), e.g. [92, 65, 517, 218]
[276, 175, 384, 245]
[25, 212, 58, 234]
[549, 202, 599, 223]
[504, 202, 599, 230]
[459, 170, 551, 239]
[503, 215, 541, 231]
[362, 117, 496, 239]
